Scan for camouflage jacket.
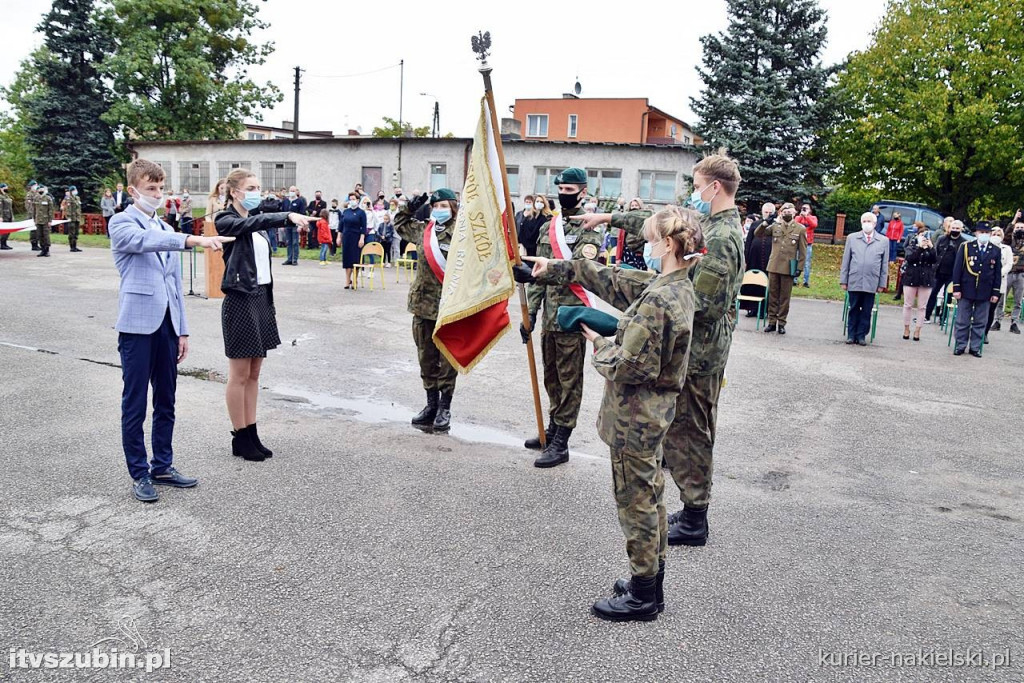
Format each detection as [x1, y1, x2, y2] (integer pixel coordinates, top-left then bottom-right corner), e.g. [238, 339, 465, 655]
[525, 207, 603, 332]
[0, 194, 12, 222]
[24, 193, 35, 216]
[540, 259, 694, 453]
[612, 207, 745, 376]
[393, 207, 455, 320]
[32, 193, 55, 226]
[64, 195, 82, 221]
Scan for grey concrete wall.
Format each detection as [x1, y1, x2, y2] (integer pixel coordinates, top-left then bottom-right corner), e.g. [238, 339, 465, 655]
[132, 138, 698, 209]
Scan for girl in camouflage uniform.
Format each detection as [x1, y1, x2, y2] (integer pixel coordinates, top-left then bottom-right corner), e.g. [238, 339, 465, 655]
[527, 206, 704, 622]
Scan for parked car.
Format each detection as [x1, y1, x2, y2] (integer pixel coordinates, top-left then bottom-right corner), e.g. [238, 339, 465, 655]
[874, 200, 972, 257]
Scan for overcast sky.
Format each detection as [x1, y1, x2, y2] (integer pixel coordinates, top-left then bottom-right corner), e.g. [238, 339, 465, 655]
[2, 0, 889, 138]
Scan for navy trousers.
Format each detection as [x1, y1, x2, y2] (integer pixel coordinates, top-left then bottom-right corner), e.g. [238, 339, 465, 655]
[847, 291, 875, 342]
[118, 308, 178, 480]
[954, 298, 990, 354]
[285, 226, 299, 263]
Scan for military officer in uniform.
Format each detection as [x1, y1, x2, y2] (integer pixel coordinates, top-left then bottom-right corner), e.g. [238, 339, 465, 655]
[25, 180, 39, 251]
[755, 202, 806, 333]
[951, 222, 1001, 357]
[521, 168, 603, 468]
[573, 153, 745, 546]
[0, 183, 13, 250]
[393, 188, 460, 433]
[32, 184, 55, 258]
[64, 185, 83, 252]
[525, 206, 705, 621]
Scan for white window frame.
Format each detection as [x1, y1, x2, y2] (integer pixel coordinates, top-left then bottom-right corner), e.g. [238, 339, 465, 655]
[526, 114, 549, 138]
[429, 162, 448, 192]
[259, 161, 296, 193]
[533, 167, 564, 195]
[586, 169, 622, 199]
[567, 114, 578, 139]
[506, 165, 520, 196]
[639, 170, 677, 202]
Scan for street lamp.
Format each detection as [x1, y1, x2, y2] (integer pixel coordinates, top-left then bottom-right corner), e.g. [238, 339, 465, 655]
[420, 92, 440, 138]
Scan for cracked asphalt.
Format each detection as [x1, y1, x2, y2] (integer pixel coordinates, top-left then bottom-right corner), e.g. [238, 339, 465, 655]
[1, 245, 1022, 682]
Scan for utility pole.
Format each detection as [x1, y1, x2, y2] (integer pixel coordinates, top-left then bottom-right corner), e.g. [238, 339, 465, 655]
[397, 59, 404, 177]
[432, 100, 440, 138]
[293, 66, 302, 140]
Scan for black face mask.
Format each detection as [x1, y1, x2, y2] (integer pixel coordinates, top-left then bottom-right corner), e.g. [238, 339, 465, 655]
[558, 191, 582, 212]
[950, 230, 961, 238]
[395, 192, 402, 197]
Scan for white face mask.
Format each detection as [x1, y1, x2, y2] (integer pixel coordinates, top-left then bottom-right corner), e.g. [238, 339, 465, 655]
[862, 222, 875, 233]
[534, 202, 545, 211]
[992, 235, 1003, 246]
[131, 188, 163, 214]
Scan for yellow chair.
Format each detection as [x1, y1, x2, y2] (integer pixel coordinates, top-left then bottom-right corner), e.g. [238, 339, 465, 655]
[735, 269, 769, 330]
[353, 242, 386, 290]
[395, 242, 418, 283]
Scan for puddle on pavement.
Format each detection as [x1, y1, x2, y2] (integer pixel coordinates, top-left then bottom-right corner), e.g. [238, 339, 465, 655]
[271, 384, 601, 460]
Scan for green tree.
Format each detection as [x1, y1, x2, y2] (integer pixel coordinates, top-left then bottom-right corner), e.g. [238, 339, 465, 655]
[691, 0, 834, 205]
[0, 50, 49, 210]
[24, 0, 117, 210]
[99, 0, 282, 141]
[827, 0, 1024, 220]
[371, 117, 432, 138]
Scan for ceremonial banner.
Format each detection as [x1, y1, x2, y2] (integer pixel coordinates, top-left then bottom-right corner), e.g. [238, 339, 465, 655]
[0, 219, 70, 236]
[432, 97, 515, 373]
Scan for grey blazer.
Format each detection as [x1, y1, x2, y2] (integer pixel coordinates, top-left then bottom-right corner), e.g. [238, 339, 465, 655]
[109, 205, 190, 336]
[840, 230, 890, 293]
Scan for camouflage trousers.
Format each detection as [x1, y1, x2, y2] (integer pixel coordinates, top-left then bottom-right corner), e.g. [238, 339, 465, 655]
[541, 331, 586, 429]
[66, 221, 79, 243]
[412, 316, 457, 394]
[663, 371, 723, 509]
[35, 223, 51, 249]
[611, 446, 667, 577]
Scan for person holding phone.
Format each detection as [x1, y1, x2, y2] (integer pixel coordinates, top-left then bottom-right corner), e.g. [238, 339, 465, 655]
[901, 221, 936, 340]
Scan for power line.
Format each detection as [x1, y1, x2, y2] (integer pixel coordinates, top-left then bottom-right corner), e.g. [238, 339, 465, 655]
[305, 63, 402, 79]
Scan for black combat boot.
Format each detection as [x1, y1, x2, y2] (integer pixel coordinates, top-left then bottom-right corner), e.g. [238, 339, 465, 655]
[231, 429, 265, 462]
[432, 392, 452, 433]
[524, 419, 555, 450]
[533, 425, 570, 468]
[37, 247, 48, 257]
[613, 560, 665, 613]
[411, 390, 439, 431]
[667, 506, 709, 546]
[31, 240, 39, 251]
[592, 574, 659, 622]
[0, 235, 10, 250]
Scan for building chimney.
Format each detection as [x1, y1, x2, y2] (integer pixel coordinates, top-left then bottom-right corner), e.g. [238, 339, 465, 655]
[501, 118, 522, 140]
[282, 120, 294, 130]
[347, 129, 360, 136]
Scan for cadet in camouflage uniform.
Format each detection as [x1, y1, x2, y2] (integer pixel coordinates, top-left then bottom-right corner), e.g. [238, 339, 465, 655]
[754, 202, 806, 333]
[525, 206, 703, 622]
[521, 167, 603, 468]
[32, 184, 55, 257]
[25, 180, 39, 250]
[0, 183, 13, 250]
[393, 188, 459, 433]
[575, 153, 746, 547]
[64, 185, 83, 252]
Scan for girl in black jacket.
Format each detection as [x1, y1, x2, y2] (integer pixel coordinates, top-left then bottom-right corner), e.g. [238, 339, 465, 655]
[902, 223, 937, 340]
[215, 168, 310, 461]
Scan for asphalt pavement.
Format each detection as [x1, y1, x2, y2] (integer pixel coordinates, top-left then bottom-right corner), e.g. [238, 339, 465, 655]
[1, 244, 1022, 682]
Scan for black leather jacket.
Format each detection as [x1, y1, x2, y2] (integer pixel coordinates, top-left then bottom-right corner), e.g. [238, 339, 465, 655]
[215, 204, 289, 299]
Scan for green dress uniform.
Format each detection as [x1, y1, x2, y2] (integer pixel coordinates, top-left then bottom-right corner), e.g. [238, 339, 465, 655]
[64, 190, 82, 251]
[536, 258, 695, 621]
[0, 187, 13, 250]
[32, 190, 55, 256]
[754, 217, 806, 328]
[611, 207, 745, 544]
[392, 189, 459, 432]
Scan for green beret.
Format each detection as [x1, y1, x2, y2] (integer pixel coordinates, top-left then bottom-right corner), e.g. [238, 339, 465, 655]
[554, 168, 587, 186]
[430, 188, 457, 203]
[0, 183, 7, 189]
[28, 180, 37, 187]
[557, 306, 619, 336]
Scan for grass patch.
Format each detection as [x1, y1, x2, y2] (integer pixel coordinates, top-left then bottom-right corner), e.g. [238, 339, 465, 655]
[791, 243, 903, 306]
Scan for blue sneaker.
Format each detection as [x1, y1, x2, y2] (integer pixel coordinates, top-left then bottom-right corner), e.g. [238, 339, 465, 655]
[133, 476, 159, 503]
[151, 467, 198, 488]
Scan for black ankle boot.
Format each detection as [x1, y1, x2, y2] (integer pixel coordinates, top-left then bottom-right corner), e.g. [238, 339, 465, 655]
[613, 560, 665, 612]
[668, 506, 709, 546]
[412, 390, 439, 430]
[432, 392, 452, 433]
[231, 429, 265, 461]
[524, 420, 555, 450]
[533, 425, 570, 468]
[592, 574, 660, 622]
[247, 424, 273, 458]
[31, 241, 39, 251]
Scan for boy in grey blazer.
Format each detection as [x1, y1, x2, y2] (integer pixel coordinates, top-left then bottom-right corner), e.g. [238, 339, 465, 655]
[109, 159, 233, 502]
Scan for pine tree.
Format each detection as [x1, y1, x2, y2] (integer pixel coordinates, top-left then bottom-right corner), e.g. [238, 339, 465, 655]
[25, 0, 117, 211]
[691, 0, 832, 206]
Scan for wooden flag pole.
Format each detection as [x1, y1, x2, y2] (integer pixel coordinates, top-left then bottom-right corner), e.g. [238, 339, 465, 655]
[473, 32, 547, 449]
